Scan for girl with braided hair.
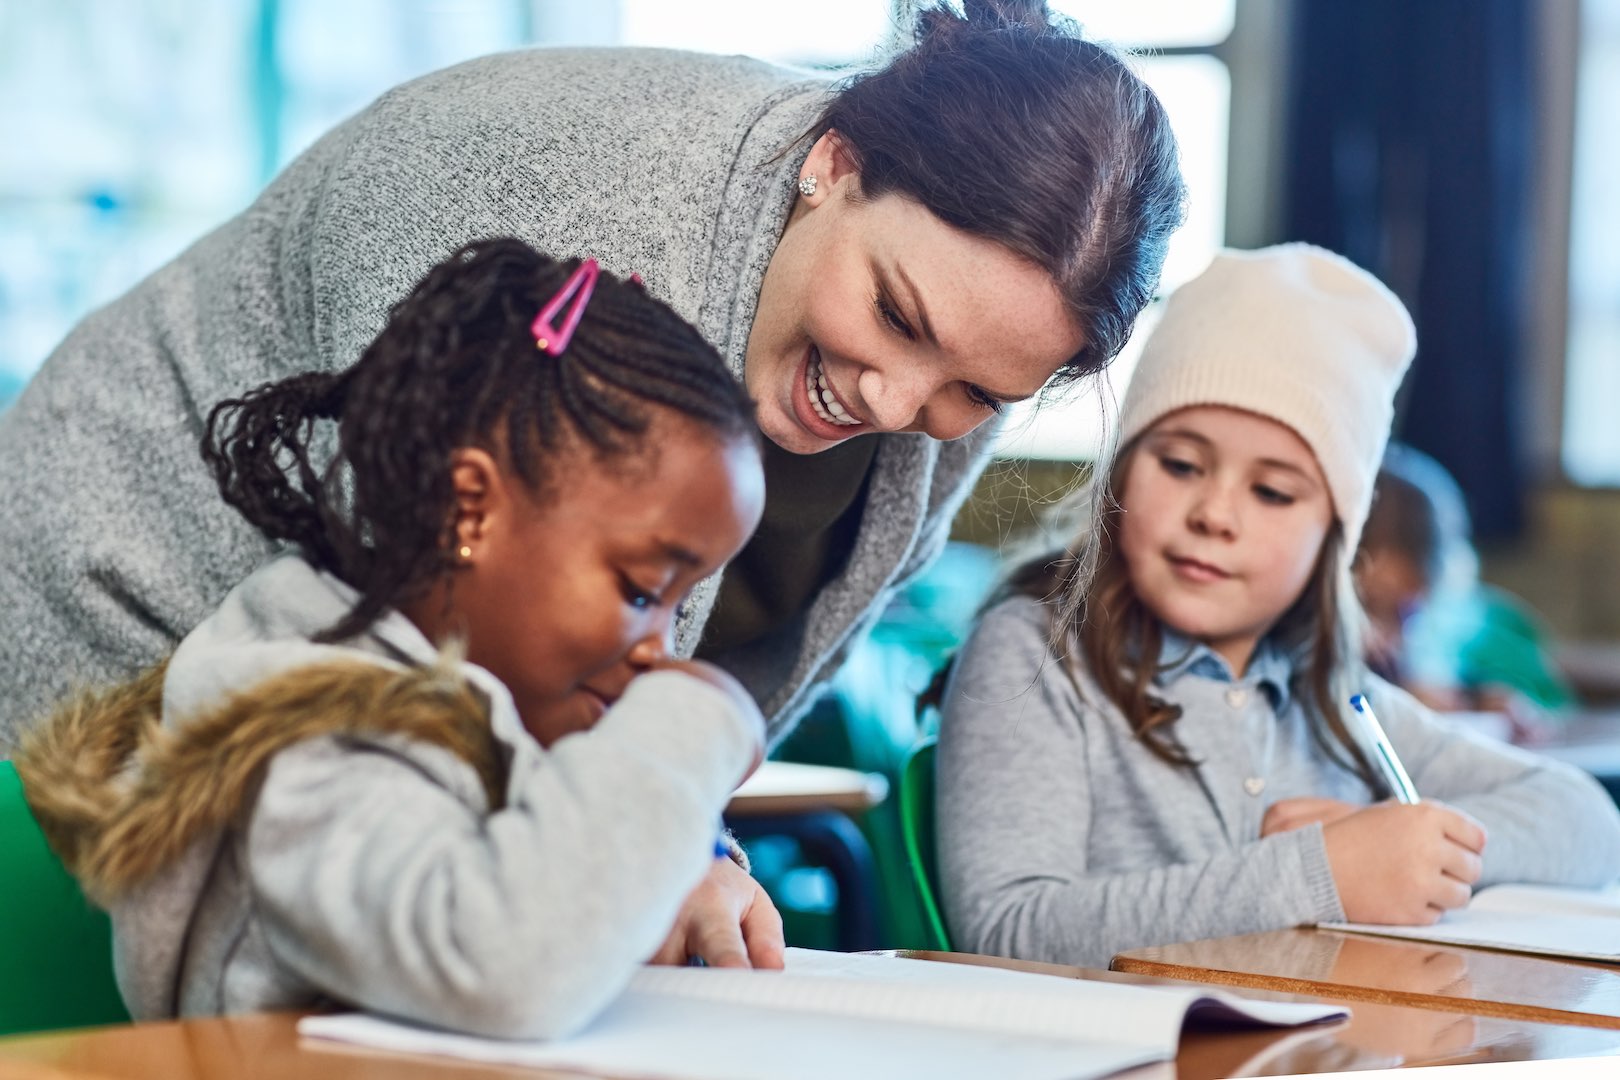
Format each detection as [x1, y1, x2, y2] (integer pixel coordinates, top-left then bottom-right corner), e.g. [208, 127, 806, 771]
[15, 238, 771, 1038]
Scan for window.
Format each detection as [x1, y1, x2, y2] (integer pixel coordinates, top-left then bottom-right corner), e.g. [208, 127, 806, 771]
[1561, 0, 1620, 486]
[618, 0, 888, 67]
[0, 1, 549, 404]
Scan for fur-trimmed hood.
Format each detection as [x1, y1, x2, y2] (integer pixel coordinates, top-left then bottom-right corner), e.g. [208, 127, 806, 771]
[17, 652, 505, 907]
[13, 554, 526, 1019]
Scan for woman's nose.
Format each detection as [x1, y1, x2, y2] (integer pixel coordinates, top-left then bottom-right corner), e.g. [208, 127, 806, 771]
[856, 366, 935, 433]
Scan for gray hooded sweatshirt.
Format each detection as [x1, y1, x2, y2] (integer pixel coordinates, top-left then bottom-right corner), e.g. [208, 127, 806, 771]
[0, 47, 995, 751]
[19, 553, 758, 1038]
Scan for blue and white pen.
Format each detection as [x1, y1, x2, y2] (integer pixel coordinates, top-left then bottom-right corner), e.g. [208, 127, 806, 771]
[1350, 693, 1420, 804]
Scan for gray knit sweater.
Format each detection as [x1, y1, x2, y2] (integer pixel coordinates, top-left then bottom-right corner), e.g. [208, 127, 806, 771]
[0, 47, 994, 752]
[939, 595, 1620, 969]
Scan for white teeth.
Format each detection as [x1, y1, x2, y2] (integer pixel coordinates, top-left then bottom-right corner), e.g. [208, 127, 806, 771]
[805, 352, 861, 427]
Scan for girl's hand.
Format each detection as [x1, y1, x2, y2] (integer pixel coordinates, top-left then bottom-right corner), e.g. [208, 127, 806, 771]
[1323, 800, 1487, 924]
[646, 857, 786, 969]
[1261, 797, 1360, 836]
[649, 658, 767, 782]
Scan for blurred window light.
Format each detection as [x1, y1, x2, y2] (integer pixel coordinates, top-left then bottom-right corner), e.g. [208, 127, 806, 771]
[618, 0, 890, 68]
[1052, 0, 1235, 49]
[1561, 0, 1620, 486]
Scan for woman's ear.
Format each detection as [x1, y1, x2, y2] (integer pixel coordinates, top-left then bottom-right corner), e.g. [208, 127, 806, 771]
[801, 129, 860, 201]
[447, 447, 503, 564]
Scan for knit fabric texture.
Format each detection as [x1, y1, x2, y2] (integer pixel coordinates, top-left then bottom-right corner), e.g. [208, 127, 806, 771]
[1118, 243, 1416, 550]
[0, 48, 998, 751]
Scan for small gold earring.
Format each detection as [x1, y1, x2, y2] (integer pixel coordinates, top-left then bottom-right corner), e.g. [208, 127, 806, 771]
[458, 545, 473, 561]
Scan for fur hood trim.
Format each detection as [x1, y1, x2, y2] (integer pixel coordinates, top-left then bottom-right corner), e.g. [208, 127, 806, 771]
[16, 654, 506, 906]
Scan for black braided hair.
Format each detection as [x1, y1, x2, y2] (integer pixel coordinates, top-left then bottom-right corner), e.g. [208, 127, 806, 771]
[202, 238, 757, 642]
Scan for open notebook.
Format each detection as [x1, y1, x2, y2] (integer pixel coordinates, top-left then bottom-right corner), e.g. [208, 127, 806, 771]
[298, 948, 1347, 1080]
[1322, 883, 1620, 962]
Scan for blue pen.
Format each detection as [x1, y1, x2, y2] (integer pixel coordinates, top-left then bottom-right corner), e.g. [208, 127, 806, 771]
[1350, 693, 1420, 804]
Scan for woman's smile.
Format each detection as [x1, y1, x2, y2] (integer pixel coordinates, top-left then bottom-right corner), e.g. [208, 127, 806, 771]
[744, 154, 1082, 456]
[791, 345, 866, 443]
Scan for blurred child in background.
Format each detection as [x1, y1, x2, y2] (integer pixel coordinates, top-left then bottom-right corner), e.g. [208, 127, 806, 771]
[1356, 443, 1575, 741]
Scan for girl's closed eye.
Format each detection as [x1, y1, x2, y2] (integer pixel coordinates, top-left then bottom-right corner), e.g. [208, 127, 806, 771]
[619, 574, 663, 611]
[1253, 483, 1296, 507]
[1158, 453, 1198, 478]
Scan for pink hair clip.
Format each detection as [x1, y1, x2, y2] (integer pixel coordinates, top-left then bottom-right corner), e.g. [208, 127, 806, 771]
[531, 258, 601, 355]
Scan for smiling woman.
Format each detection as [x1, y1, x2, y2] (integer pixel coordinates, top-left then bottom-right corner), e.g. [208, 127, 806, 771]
[0, 0, 1184, 754]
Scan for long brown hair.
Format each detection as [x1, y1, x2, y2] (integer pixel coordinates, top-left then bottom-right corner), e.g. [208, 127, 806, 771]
[1021, 439, 1379, 781]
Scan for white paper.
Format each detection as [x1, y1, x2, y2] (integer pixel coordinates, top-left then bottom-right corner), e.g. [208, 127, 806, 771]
[297, 949, 1346, 1080]
[1322, 883, 1620, 962]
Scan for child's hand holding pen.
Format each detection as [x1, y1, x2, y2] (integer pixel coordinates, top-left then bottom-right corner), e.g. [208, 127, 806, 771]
[1268, 693, 1489, 925]
[1261, 795, 1488, 923]
[1321, 800, 1487, 924]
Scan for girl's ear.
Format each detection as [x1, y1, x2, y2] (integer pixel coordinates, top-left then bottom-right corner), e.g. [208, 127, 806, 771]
[447, 448, 504, 563]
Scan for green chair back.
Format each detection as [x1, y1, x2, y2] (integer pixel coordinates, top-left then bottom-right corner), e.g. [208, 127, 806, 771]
[0, 760, 130, 1035]
[898, 737, 952, 951]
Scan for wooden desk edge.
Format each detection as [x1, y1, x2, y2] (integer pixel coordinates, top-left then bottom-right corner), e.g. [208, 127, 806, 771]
[1111, 953, 1620, 1031]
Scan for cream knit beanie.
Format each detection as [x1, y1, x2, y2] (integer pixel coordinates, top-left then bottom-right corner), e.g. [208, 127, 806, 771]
[1117, 243, 1416, 551]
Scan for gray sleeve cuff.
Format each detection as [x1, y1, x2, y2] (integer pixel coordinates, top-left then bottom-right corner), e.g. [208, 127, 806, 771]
[1289, 822, 1347, 923]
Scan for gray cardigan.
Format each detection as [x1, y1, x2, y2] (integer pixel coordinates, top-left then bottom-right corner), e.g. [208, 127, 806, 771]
[938, 595, 1620, 969]
[0, 47, 995, 751]
[111, 553, 757, 1037]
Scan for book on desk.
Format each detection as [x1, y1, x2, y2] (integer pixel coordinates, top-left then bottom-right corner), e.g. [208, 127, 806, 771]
[298, 947, 1347, 1080]
[1321, 882, 1620, 963]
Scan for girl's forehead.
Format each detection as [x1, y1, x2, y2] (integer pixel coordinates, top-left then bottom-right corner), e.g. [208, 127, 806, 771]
[1143, 405, 1321, 469]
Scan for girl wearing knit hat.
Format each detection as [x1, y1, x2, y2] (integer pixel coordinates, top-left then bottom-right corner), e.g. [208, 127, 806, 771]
[934, 244, 1620, 968]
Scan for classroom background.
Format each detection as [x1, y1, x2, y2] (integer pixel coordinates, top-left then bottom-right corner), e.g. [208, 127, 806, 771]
[3, 0, 1619, 950]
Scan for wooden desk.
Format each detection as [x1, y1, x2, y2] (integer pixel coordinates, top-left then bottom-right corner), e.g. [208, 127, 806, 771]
[725, 761, 888, 818]
[902, 951, 1620, 1075]
[3, 954, 1618, 1079]
[1113, 927, 1620, 1030]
